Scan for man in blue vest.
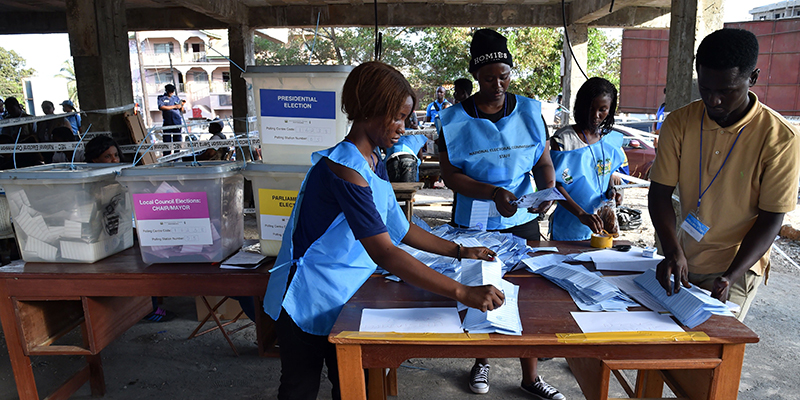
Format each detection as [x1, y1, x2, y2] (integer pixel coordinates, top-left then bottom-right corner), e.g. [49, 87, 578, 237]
[425, 86, 451, 122]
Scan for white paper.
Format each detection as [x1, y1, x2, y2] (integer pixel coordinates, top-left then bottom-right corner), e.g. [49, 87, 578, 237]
[469, 201, 490, 230]
[510, 187, 565, 209]
[588, 246, 664, 272]
[603, 275, 669, 313]
[359, 307, 464, 333]
[571, 311, 684, 333]
[221, 250, 268, 269]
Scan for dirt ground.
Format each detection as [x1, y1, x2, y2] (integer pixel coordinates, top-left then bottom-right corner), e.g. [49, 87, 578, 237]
[1, 187, 799, 399]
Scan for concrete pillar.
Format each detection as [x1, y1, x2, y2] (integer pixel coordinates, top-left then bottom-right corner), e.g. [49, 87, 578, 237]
[562, 23, 588, 124]
[665, 0, 724, 111]
[65, 0, 135, 144]
[228, 24, 256, 161]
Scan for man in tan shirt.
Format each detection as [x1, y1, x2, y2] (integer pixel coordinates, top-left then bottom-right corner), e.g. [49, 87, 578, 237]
[649, 28, 800, 320]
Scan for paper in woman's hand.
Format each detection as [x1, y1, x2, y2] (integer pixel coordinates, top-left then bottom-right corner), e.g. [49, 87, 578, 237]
[510, 187, 565, 209]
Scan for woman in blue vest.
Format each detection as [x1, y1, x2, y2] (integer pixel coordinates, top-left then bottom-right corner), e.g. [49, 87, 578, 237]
[437, 29, 563, 400]
[550, 77, 628, 241]
[264, 61, 504, 400]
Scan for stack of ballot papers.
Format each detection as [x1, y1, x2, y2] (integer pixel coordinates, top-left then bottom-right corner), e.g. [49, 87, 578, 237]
[220, 250, 268, 269]
[522, 256, 638, 311]
[460, 259, 523, 335]
[634, 269, 734, 328]
[572, 246, 664, 272]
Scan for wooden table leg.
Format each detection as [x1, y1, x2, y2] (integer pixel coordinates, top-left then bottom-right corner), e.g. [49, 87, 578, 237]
[367, 368, 387, 400]
[635, 369, 665, 398]
[86, 354, 106, 396]
[566, 357, 610, 400]
[337, 344, 367, 400]
[0, 281, 40, 400]
[387, 367, 398, 396]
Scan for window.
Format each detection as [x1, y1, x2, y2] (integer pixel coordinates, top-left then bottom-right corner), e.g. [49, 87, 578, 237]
[192, 43, 202, 52]
[153, 43, 174, 54]
[218, 94, 232, 106]
[192, 72, 209, 82]
[222, 72, 231, 82]
[775, 13, 782, 18]
[153, 71, 173, 85]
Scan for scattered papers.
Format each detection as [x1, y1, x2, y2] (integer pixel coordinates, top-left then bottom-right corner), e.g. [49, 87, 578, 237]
[220, 250, 268, 269]
[634, 269, 734, 328]
[522, 258, 638, 311]
[571, 311, 684, 333]
[581, 246, 664, 272]
[510, 187, 565, 209]
[603, 275, 669, 313]
[359, 307, 464, 333]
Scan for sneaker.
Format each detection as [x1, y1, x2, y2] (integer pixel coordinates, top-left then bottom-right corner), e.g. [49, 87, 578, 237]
[520, 376, 565, 400]
[469, 363, 490, 394]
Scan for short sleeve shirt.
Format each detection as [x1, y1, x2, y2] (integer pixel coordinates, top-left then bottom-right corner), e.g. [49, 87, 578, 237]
[426, 100, 451, 121]
[650, 93, 800, 275]
[157, 94, 182, 126]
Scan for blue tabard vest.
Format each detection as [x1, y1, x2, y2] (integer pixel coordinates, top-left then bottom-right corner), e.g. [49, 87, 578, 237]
[263, 141, 410, 336]
[439, 95, 546, 230]
[550, 131, 625, 241]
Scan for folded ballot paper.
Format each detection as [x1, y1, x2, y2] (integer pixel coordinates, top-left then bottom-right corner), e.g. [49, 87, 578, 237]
[572, 246, 664, 272]
[522, 256, 638, 311]
[459, 258, 523, 335]
[510, 187, 566, 209]
[634, 269, 734, 328]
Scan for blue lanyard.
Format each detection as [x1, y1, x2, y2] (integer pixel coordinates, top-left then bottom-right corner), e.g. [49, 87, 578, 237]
[581, 130, 606, 191]
[697, 111, 746, 208]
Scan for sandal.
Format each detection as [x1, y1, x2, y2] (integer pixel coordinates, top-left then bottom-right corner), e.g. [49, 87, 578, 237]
[617, 207, 642, 231]
[143, 307, 174, 323]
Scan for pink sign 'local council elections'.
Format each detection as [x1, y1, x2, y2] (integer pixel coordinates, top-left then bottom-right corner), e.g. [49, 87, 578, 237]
[132, 192, 210, 220]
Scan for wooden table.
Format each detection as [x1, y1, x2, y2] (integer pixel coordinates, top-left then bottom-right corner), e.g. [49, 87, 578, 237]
[0, 246, 273, 400]
[330, 241, 759, 400]
[391, 182, 425, 222]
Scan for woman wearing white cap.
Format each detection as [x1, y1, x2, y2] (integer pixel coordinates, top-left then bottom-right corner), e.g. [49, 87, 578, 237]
[437, 29, 565, 399]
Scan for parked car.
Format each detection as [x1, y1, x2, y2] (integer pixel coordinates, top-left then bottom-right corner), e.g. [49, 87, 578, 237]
[612, 125, 656, 180]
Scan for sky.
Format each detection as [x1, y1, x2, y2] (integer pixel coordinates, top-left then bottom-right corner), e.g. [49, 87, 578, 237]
[0, 0, 783, 79]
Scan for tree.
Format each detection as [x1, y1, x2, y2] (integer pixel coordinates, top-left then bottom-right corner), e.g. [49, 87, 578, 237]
[587, 28, 621, 89]
[55, 59, 79, 109]
[0, 47, 35, 100]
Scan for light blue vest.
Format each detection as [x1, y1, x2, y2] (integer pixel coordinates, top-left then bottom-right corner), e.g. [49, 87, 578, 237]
[439, 95, 546, 230]
[263, 141, 410, 336]
[550, 131, 625, 240]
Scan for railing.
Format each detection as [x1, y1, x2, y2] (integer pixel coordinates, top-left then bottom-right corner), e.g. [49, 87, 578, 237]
[210, 81, 232, 93]
[141, 51, 212, 65]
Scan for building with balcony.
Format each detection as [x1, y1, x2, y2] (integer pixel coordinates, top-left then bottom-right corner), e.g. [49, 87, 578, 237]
[750, 1, 800, 20]
[129, 29, 234, 128]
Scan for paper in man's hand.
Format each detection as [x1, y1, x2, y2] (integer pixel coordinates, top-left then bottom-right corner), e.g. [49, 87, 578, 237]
[510, 187, 565, 209]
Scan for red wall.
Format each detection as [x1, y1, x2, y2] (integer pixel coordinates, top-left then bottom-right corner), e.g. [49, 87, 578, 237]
[619, 19, 800, 116]
[619, 29, 669, 114]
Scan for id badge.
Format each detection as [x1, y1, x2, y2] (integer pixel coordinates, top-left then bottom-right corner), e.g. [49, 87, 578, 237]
[680, 211, 710, 242]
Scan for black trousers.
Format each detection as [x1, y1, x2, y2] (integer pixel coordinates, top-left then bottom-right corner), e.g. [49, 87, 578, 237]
[276, 309, 341, 400]
[162, 127, 182, 155]
[386, 153, 418, 182]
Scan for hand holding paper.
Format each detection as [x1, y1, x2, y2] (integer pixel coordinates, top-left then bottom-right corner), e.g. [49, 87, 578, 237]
[510, 187, 565, 209]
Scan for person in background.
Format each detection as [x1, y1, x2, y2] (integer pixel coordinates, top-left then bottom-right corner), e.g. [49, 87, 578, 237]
[265, 61, 503, 400]
[453, 78, 473, 104]
[0, 98, 5, 119]
[50, 127, 84, 163]
[425, 86, 451, 123]
[60, 100, 81, 139]
[37, 101, 72, 163]
[384, 133, 428, 182]
[650, 28, 800, 321]
[549, 77, 628, 241]
[1, 97, 36, 139]
[437, 29, 563, 399]
[194, 118, 229, 161]
[158, 84, 184, 156]
[84, 135, 123, 164]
